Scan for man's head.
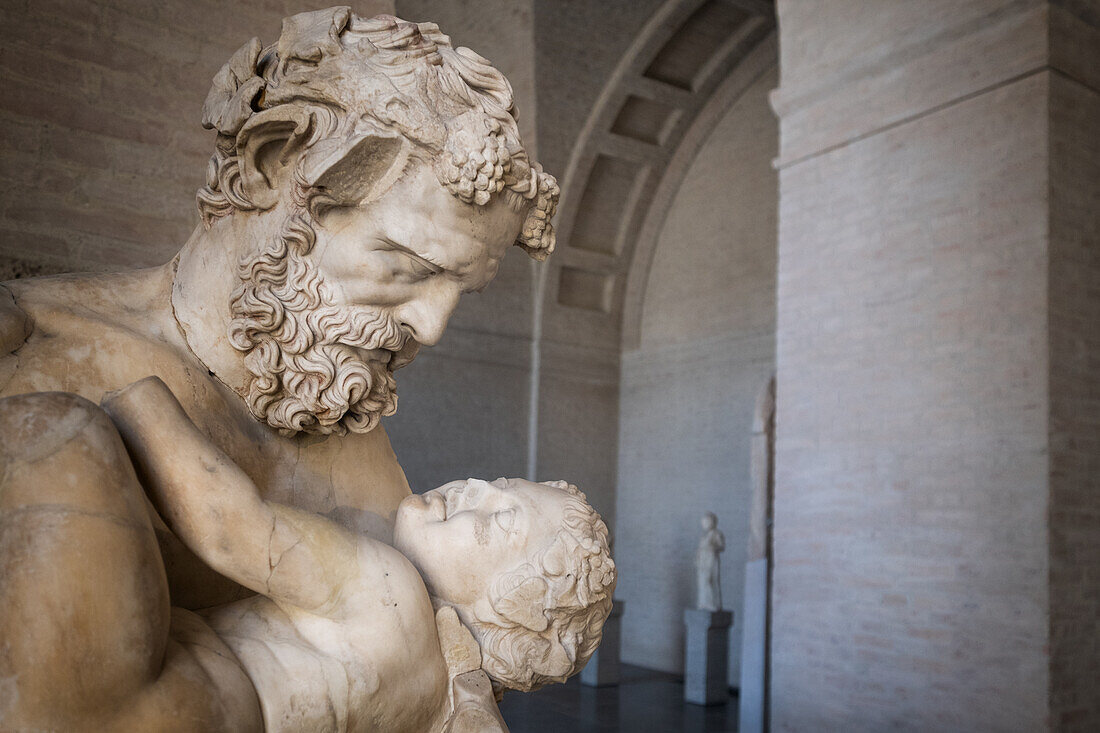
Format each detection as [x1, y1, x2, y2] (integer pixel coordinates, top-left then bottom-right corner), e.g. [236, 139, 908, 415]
[393, 478, 616, 692]
[196, 8, 558, 435]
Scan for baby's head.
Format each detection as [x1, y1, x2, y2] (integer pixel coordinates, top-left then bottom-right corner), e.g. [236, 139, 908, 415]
[394, 477, 616, 691]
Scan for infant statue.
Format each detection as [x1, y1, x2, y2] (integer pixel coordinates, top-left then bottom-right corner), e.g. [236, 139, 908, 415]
[694, 512, 726, 611]
[99, 377, 615, 733]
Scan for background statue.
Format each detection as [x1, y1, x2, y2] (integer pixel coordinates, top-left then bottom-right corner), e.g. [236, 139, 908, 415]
[0, 8, 612, 732]
[695, 511, 726, 611]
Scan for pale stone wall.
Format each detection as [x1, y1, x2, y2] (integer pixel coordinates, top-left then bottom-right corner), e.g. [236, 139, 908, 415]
[616, 66, 778, 680]
[770, 1, 1098, 729]
[1048, 62, 1100, 728]
[0, 0, 393, 279]
[775, 74, 1050, 731]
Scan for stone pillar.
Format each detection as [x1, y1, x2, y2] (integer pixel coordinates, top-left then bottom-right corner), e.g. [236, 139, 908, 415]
[739, 376, 775, 733]
[769, 1, 1099, 730]
[580, 600, 623, 687]
[683, 609, 732, 706]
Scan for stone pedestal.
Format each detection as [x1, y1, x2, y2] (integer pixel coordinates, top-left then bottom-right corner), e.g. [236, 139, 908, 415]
[581, 600, 623, 687]
[683, 608, 732, 705]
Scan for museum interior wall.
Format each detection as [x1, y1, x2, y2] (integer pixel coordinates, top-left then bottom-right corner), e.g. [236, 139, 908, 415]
[528, 0, 666, 528]
[616, 65, 778, 683]
[1048, 53, 1100, 731]
[770, 0, 1099, 729]
[2, 0, 1098, 729]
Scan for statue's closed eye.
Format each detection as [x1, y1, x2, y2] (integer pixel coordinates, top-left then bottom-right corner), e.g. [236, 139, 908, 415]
[384, 239, 445, 276]
[494, 509, 516, 533]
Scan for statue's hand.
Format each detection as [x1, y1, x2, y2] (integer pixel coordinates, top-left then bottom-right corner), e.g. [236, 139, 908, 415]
[434, 606, 509, 733]
[442, 671, 509, 733]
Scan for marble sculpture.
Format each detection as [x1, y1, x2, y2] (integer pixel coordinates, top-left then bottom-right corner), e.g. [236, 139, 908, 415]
[695, 512, 726, 611]
[0, 8, 614, 732]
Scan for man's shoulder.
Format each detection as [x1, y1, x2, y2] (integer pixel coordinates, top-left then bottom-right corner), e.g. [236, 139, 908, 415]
[5, 267, 176, 337]
[0, 268, 203, 403]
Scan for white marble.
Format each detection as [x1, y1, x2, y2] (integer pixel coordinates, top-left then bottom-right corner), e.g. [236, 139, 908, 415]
[0, 9, 612, 732]
[100, 377, 613, 731]
[695, 512, 726, 612]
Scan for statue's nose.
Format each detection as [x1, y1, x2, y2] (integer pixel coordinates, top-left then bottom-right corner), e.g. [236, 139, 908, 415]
[464, 478, 505, 504]
[397, 280, 461, 346]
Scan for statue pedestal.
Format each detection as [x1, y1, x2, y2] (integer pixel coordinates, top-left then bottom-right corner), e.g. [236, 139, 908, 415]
[581, 600, 624, 687]
[683, 608, 732, 706]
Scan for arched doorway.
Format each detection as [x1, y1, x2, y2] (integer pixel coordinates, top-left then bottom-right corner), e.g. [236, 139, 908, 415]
[528, 0, 780, 704]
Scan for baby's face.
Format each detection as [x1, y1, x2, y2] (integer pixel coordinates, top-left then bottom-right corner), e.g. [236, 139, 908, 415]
[394, 478, 567, 608]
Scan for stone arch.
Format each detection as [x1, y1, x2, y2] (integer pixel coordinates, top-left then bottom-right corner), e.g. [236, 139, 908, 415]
[610, 40, 779, 683]
[621, 35, 776, 350]
[536, 0, 776, 347]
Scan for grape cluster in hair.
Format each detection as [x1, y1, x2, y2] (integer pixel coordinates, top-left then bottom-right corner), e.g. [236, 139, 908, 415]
[198, 9, 558, 260]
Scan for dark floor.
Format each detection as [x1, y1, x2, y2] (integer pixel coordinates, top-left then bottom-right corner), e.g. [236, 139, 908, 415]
[498, 665, 739, 732]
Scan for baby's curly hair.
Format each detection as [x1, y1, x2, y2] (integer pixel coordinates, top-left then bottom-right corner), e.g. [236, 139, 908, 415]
[197, 7, 558, 259]
[469, 481, 616, 692]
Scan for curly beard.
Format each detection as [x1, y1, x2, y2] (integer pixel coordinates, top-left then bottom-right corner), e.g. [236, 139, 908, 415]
[226, 209, 418, 436]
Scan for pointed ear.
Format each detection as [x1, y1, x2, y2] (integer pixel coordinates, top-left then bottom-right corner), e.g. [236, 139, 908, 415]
[491, 576, 549, 632]
[300, 131, 409, 207]
[236, 107, 314, 210]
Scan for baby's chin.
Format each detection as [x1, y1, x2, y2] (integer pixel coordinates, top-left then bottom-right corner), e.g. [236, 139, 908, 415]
[392, 495, 421, 557]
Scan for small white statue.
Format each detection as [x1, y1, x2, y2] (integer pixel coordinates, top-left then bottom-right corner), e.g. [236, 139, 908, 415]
[695, 512, 726, 611]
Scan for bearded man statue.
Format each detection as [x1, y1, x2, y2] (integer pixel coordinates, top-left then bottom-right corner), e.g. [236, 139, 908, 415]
[0, 7, 566, 731]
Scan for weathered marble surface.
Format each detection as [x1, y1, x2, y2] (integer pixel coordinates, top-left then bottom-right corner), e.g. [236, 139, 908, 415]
[0, 7, 615, 732]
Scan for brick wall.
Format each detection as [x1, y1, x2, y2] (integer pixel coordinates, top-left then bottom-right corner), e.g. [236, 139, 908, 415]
[0, 0, 392, 278]
[773, 73, 1051, 731]
[770, 2, 1100, 729]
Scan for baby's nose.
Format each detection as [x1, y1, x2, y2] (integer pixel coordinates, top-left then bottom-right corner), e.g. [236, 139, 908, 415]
[465, 478, 495, 494]
[465, 478, 506, 503]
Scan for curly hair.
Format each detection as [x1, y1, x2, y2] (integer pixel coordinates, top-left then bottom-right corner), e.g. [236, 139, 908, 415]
[470, 481, 616, 692]
[196, 7, 558, 259]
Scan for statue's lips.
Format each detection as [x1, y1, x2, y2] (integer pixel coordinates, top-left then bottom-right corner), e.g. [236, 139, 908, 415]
[349, 346, 391, 362]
